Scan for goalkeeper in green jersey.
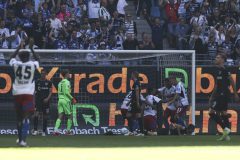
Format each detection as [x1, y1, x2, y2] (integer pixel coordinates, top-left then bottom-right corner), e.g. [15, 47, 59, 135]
[53, 69, 77, 135]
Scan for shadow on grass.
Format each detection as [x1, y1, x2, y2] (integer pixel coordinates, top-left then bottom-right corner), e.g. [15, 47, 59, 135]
[0, 135, 240, 148]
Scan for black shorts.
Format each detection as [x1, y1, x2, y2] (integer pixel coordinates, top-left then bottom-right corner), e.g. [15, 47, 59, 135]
[36, 101, 50, 114]
[121, 109, 128, 119]
[129, 102, 142, 114]
[211, 95, 229, 112]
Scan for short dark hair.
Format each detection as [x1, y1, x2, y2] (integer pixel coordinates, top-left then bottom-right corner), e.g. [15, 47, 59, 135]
[168, 75, 176, 80]
[18, 51, 30, 62]
[217, 53, 227, 62]
[61, 69, 69, 77]
[164, 78, 170, 82]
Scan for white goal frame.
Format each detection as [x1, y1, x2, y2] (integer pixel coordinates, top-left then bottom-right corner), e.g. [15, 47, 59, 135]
[0, 49, 196, 127]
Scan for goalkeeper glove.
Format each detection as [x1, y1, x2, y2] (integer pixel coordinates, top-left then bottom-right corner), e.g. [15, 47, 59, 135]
[72, 97, 77, 104]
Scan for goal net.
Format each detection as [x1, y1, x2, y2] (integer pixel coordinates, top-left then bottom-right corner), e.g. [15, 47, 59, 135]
[0, 50, 195, 135]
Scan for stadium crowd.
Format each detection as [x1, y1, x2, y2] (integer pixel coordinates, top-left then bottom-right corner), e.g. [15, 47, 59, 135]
[0, 0, 239, 64]
[143, 0, 240, 64]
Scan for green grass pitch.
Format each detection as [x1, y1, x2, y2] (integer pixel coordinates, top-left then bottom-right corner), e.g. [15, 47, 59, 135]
[0, 135, 240, 160]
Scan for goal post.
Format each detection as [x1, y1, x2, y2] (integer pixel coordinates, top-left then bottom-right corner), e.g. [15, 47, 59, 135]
[0, 49, 196, 133]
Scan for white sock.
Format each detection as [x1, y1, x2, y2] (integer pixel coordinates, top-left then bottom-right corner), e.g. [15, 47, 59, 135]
[224, 127, 230, 131]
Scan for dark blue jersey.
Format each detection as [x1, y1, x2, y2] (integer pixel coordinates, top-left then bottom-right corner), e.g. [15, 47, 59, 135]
[35, 79, 52, 101]
[54, 39, 67, 49]
[68, 39, 80, 49]
[215, 66, 231, 96]
[131, 79, 141, 103]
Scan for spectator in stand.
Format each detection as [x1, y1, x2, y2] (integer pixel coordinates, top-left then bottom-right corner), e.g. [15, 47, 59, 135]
[139, 32, 155, 50]
[206, 32, 218, 60]
[100, 24, 110, 42]
[30, 12, 42, 42]
[114, 28, 124, 49]
[189, 25, 205, 59]
[99, 0, 111, 22]
[178, 0, 187, 18]
[107, 0, 117, 16]
[67, 13, 78, 28]
[175, 16, 190, 50]
[87, 36, 98, 49]
[68, 29, 82, 49]
[233, 39, 240, 64]
[22, 1, 34, 20]
[49, 29, 68, 49]
[109, 11, 124, 34]
[136, 0, 151, 20]
[42, 20, 54, 49]
[124, 13, 137, 38]
[50, 12, 62, 34]
[229, 25, 238, 44]
[184, 0, 201, 22]
[117, 0, 127, 18]
[9, 25, 28, 49]
[98, 41, 108, 49]
[0, 0, 7, 19]
[158, 0, 168, 18]
[44, 0, 56, 12]
[86, 22, 100, 38]
[85, 37, 98, 63]
[145, 16, 164, 50]
[88, 0, 100, 20]
[222, 13, 234, 31]
[5, 10, 22, 31]
[215, 24, 225, 45]
[95, 19, 102, 30]
[57, 3, 71, 22]
[219, 32, 234, 60]
[97, 41, 112, 65]
[22, 1, 34, 35]
[123, 33, 139, 50]
[208, 7, 220, 26]
[165, 0, 180, 48]
[218, 1, 226, 15]
[62, 0, 75, 12]
[190, 9, 208, 27]
[227, 0, 240, 14]
[39, 2, 51, 23]
[74, 0, 87, 23]
[201, 0, 213, 20]
[0, 19, 10, 49]
[78, 25, 89, 43]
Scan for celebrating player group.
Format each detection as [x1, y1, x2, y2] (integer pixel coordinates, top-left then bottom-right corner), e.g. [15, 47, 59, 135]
[121, 72, 192, 136]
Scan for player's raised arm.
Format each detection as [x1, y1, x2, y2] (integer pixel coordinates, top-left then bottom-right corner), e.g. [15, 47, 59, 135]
[29, 38, 40, 62]
[10, 40, 25, 59]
